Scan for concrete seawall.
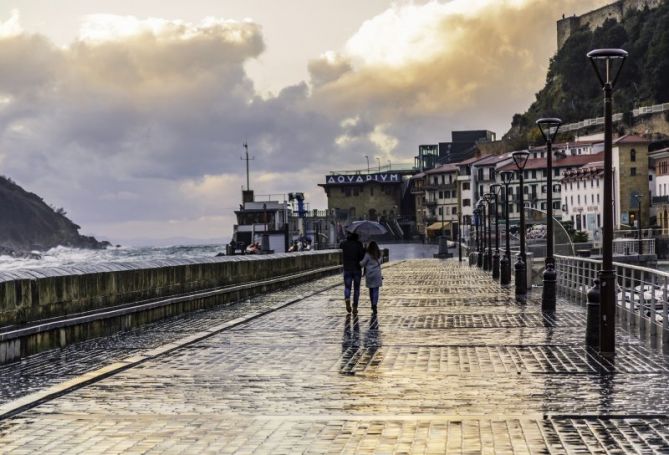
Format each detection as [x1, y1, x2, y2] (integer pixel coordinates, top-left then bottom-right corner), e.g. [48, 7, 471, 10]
[0, 251, 342, 363]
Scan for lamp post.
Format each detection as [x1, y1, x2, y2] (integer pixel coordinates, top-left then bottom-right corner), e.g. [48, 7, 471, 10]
[499, 171, 514, 285]
[376, 156, 381, 172]
[476, 201, 483, 268]
[484, 193, 494, 274]
[587, 47, 627, 356]
[537, 117, 562, 313]
[365, 155, 370, 173]
[481, 199, 490, 270]
[512, 150, 531, 296]
[473, 206, 480, 266]
[634, 194, 643, 256]
[490, 184, 502, 280]
[458, 210, 463, 262]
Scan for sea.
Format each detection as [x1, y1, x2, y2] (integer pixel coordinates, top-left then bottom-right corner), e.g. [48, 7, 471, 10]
[0, 243, 440, 272]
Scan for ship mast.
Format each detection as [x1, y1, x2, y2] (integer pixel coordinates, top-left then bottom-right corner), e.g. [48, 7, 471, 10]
[241, 141, 254, 191]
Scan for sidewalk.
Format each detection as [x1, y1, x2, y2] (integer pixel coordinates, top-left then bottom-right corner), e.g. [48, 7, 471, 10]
[1, 260, 669, 453]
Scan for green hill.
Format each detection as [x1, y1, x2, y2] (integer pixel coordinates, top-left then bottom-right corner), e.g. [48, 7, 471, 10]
[0, 176, 109, 255]
[504, 0, 669, 147]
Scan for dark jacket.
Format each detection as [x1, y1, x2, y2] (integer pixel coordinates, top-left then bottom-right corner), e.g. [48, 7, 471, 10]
[340, 239, 365, 272]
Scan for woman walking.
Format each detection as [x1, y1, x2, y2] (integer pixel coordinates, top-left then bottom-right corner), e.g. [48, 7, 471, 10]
[360, 241, 383, 314]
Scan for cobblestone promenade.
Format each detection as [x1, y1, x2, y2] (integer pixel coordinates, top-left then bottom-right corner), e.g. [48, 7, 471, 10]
[2, 260, 669, 453]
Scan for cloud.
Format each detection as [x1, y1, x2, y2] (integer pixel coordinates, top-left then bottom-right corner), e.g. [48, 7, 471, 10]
[0, 2, 609, 243]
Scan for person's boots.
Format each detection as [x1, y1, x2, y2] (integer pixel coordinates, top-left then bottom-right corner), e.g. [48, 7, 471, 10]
[371, 303, 377, 314]
[345, 298, 351, 313]
[352, 302, 358, 314]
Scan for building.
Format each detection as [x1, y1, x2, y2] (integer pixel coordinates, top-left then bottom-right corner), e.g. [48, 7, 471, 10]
[410, 171, 427, 239]
[319, 168, 416, 240]
[422, 163, 460, 239]
[561, 160, 604, 240]
[497, 152, 605, 225]
[560, 135, 651, 240]
[650, 147, 669, 233]
[438, 130, 496, 164]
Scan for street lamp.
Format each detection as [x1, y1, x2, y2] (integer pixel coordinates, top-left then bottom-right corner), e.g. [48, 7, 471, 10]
[473, 206, 480, 266]
[490, 184, 502, 280]
[537, 117, 562, 313]
[499, 171, 514, 285]
[512, 150, 531, 297]
[475, 200, 483, 268]
[587, 47, 627, 356]
[481, 199, 490, 270]
[458, 210, 463, 262]
[633, 193, 643, 256]
[365, 155, 370, 173]
[376, 156, 381, 172]
[484, 193, 494, 273]
[387, 160, 392, 170]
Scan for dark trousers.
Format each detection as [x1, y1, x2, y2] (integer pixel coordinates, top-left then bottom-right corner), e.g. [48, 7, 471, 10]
[343, 271, 362, 306]
[369, 287, 380, 307]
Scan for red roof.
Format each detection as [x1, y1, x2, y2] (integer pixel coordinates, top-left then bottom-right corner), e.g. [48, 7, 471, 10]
[497, 152, 604, 172]
[425, 163, 458, 175]
[454, 155, 489, 166]
[614, 134, 649, 144]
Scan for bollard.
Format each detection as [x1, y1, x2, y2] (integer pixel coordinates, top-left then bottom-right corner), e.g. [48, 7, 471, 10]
[515, 254, 526, 296]
[586, 278, 600, 348]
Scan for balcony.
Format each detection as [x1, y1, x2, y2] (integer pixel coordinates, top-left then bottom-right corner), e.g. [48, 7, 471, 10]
[652, 195, 669, 205]
[424, 182, 458, 191]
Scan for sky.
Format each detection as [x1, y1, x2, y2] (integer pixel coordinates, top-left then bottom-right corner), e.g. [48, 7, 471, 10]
[0, 0, 608, 245]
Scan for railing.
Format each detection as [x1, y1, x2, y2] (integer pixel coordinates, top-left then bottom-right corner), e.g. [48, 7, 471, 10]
[328, 163, 415, 175]
[555, 255, 669, 334]
[652, 195, 669, 205]
[633, 102, 669, 117]
[613, 238, 656, 255]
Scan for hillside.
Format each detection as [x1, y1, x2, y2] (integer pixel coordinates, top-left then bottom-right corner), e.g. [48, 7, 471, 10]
[504, 0, 669, 147]
[0, 176, 109, 255]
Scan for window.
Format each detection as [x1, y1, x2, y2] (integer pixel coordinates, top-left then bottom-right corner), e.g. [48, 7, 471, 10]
[439, 191, 443, 199]
[532, 170, 537, 179]
[553, 201, 560, 209]
[597, 194, 600, 203]
[541, 202, 546, 210]
[591, 194, 594, 203]
[631, 167, 637, 176]
[543, 169, 548, 178]
[596, 179, 600, 188]
[463, 199, 471, 207]
[591, 180, 594, 188]
[541, 185, 547, 193]
[448, 174, 453, 184]
[463, 182, 470, 190]
[524, 186, 529, 194]
[597, 214, 601, 226]
[451, 207, 457, 215]
[489, 168, 495, 181]
[478, 169, 483, 180]
[479, 185, 483, 196]
[438, 207, 443, 215]
[554, 168, 560, 177]
[524, 170, 529, 179]
[571, 196, 573, 205]
[631, 148, 636, 162]
[577, 195, 581, 204]
[577, 181, 580, 189]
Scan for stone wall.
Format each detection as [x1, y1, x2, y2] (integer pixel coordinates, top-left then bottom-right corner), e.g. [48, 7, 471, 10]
[557, 0, 662, 49]
[0, 251, 341, 327]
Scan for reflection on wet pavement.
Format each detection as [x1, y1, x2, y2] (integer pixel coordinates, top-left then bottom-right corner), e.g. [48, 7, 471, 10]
[2, 260, 669, 453]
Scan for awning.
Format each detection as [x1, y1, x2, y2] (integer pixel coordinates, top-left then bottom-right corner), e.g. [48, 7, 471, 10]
[426, 221, 452, 231]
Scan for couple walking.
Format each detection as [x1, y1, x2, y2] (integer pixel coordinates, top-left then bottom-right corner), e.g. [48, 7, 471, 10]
[339, 232, 383, 314]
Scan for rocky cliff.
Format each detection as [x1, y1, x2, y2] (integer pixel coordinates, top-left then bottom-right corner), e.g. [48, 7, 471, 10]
[0, 176, 109, 255]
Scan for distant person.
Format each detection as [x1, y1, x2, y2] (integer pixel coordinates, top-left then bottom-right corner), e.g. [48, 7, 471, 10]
[360, 241, 383, 314]
[339, 232, 365, 313]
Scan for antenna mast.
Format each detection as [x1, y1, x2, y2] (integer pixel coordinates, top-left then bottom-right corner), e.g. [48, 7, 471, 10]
[241, 141, 254, 190]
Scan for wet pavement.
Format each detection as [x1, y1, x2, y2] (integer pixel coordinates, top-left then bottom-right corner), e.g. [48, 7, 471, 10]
[2, 260, 669, 453]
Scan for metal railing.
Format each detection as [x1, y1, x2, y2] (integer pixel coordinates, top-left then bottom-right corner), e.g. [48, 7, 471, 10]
[555, 255, 669, 333]
[613, 238, 656, 255]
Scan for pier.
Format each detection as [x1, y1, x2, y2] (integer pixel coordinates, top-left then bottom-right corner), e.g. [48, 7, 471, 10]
[1, 255, 669, 452]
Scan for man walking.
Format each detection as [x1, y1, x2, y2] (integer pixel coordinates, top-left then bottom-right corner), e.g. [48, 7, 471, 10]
[339, 232, 365, 313]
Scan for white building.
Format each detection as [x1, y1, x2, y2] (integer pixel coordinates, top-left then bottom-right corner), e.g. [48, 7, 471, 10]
[561, 161, 604, 242]
[423, 163, 459, 239]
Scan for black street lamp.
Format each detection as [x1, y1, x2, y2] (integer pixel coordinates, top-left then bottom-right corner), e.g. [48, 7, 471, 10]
[587, 47, 627, 356]
[474, 206, 483, 268]
[458, 210, 463, 262]
[499, 171, 514, 285]
[512, 150, 531, 296]
[490, 184, 502, 280]
[537, 117, 562, 313]
[633, 194, 643, 256]
[482, 198, 490, 271]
